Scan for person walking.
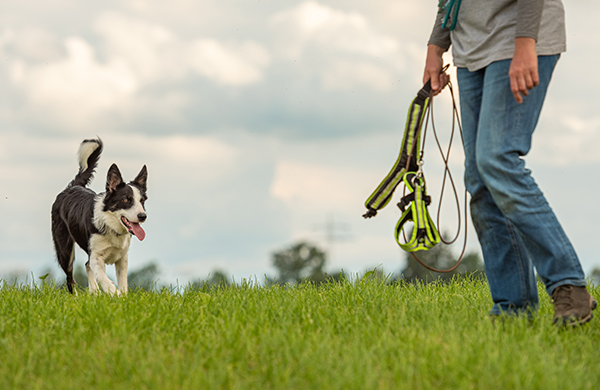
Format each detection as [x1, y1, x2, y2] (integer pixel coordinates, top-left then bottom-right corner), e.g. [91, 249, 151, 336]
[423, 0, 596, 325]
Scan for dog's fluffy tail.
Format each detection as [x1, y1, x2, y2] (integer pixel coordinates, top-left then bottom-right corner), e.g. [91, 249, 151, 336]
[69, 138, 103, 188]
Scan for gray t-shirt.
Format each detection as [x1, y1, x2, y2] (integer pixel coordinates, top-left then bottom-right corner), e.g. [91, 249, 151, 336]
[428, 0, 566, 71]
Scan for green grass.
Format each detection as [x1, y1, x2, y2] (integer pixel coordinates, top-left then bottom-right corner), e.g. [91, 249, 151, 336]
[1, 277, 600, 390]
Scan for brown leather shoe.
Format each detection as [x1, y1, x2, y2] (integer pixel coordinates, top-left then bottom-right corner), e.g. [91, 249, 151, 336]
[552, 285, 598, 327]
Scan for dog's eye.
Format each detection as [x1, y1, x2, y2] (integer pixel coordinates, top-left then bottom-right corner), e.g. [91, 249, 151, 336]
[123, 197, 131, 203]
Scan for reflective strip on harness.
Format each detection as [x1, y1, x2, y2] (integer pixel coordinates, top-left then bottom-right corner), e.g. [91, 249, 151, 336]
[394, 173, 440, 252]
[363, 88, 431, 218]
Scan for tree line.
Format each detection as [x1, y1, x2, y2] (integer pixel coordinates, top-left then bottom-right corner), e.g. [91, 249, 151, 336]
[264, 239, 485, 287]
[0, 239, 493, 291]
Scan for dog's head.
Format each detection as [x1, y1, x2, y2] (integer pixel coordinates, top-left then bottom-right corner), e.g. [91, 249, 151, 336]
[101, 164, 148, 241]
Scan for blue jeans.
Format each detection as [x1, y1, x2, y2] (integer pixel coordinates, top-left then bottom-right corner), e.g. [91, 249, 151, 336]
[457, 56, 586, 315]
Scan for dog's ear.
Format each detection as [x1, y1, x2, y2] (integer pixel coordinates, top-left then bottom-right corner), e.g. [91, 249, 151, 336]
[106, 164, 124, 193]
[131, 165, 148, 193]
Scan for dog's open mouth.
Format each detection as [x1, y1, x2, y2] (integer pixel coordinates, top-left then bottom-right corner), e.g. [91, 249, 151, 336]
[121, 216, 146, 241]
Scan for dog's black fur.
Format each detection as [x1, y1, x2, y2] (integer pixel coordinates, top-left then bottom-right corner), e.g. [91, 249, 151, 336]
[51, 138, 148, 294]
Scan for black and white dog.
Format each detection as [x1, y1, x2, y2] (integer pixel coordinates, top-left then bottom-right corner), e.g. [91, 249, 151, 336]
[51, 138, 148, 295]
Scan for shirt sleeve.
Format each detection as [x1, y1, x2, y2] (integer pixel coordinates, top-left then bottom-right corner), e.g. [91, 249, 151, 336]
[427, 10, 451, 50]
[516, 0, 544, 41]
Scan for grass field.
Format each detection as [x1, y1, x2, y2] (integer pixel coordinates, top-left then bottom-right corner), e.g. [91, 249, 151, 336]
[1, 276, 599, 390]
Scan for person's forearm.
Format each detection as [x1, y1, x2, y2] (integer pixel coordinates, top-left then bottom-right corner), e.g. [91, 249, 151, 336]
[427, 44, 446, 57]
[428, 11, 451, 50]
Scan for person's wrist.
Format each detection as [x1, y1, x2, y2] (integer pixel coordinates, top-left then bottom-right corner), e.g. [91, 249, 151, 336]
[427, 44, 446, 58]
[514, 37, 536, 51]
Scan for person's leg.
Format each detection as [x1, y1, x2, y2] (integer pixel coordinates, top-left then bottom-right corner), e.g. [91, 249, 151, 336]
[475, 55, 586, 297]
[457, 67, 539, 315]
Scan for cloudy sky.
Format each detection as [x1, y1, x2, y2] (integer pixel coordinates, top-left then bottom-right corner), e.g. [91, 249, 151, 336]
[1, 0, 599, 285]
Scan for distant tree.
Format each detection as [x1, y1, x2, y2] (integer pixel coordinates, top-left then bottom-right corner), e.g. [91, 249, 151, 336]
[74, 263, 88, 288]
[1, 269, 29, 287]
[323, 271, 346, 284]
[54, 263, 87, 291]
[128, 262, 160, 291]
[206, 270, 230, 287]
[189, 269, 231, 291]
[399, 243, 484, 284]
[272, 241, 327, 284]
[591, 267, 600, 286]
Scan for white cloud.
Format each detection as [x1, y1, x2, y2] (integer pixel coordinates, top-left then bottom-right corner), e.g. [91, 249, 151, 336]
[271, 1, 406, 91]
[88, 133, 240, 184]
[10, 37, 137, 128]
[0, 27, 62, 61]
[189, 39, 270, 85]
[5, 12, 271, 131]
[530, 109, 600, 166]
[321, 60, 394, 91]
[94, 11, 270, 86]
[271, 161, 355, 208]
[272, 1, 400, 59]
[94, 12, 181, 83]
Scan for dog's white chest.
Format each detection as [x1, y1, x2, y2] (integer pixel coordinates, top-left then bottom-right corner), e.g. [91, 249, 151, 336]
[90, 233, 131, 264]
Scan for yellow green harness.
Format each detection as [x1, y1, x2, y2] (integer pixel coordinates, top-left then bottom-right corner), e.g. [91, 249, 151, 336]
[362, 85, 431, 220]
[363, 68, 468, 273]
[394, 172, 440, 251]
[363, 78, 441, 253]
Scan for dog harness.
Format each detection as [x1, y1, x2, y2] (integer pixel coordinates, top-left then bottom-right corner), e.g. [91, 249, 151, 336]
[363, 77, 441, 253]
[362, 81, 431, 219]
[395, 172, 440, 252]
[363, 66, 469, 273]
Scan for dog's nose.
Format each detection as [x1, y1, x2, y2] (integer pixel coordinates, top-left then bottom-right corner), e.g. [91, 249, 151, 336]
[137, 213, 147, 222]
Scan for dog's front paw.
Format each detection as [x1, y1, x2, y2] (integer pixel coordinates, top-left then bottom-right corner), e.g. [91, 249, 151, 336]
[111, 285, 121, 296]
[105, 282, 120, 296]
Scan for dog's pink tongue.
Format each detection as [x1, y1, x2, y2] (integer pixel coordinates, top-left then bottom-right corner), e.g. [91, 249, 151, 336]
[131, 223, 146, 241]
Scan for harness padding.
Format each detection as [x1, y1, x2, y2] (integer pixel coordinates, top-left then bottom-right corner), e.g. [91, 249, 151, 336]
[363, 83, 432, 219]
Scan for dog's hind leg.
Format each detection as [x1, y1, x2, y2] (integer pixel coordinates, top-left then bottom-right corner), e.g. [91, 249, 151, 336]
[85, 260, 100, 293]
[52, 221, 77, 294]
[60, 244, 76, 294]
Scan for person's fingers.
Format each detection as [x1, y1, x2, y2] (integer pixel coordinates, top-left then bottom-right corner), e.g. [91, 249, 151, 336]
[510, 73, 523, 104]
[524, 70, 537, 91]
[434, 73, 449, 96]
[531, 67, 540, 88]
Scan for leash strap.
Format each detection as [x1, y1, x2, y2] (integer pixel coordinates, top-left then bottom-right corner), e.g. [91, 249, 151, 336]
[439, 0, 462, 30]
[362, 84, 432, 218]
[395, 173, 440, 252]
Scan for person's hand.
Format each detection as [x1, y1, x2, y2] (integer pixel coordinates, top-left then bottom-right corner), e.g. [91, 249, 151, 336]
[509, 37, 538, 104]
[423, 44, 449, 95]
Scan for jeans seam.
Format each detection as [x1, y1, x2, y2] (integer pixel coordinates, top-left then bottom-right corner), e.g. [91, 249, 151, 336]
[505, 217, 529, 306]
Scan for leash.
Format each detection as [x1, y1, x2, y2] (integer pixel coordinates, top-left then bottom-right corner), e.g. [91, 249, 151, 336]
[363, 67, 468, 273]
[439, 0, 462, 30]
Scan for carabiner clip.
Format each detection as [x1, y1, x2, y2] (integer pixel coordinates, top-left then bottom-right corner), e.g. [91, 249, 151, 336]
[416, 159, 424, 178]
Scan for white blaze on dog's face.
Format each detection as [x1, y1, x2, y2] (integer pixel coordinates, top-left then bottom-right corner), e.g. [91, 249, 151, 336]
[98, 164, 148, 240]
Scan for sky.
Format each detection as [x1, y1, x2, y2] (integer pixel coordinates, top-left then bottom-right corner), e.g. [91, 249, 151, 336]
[1, 0, 599, 286]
